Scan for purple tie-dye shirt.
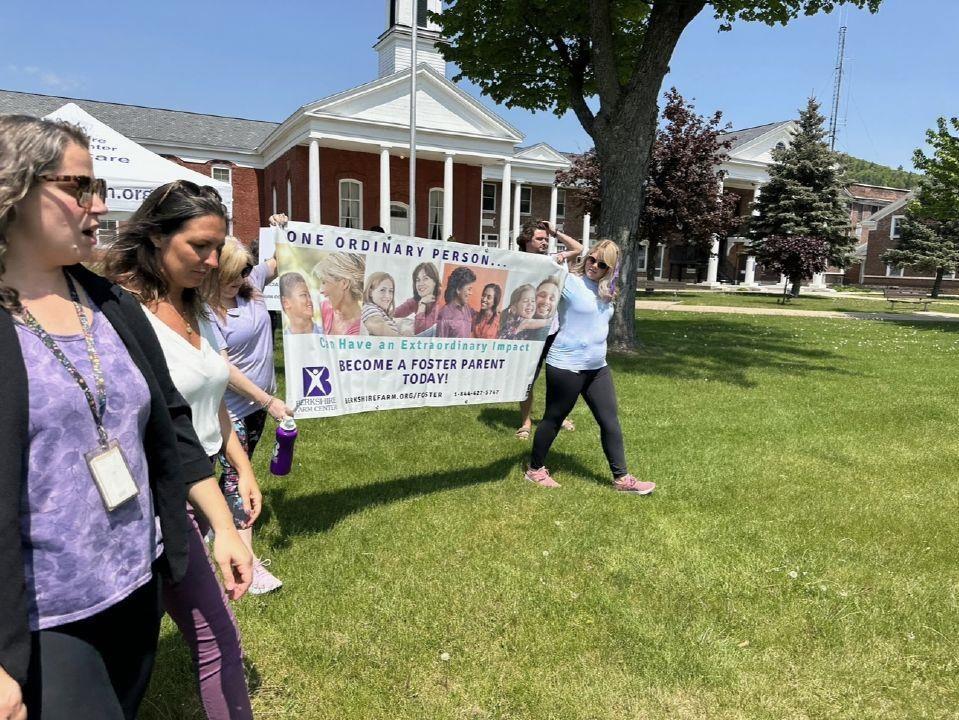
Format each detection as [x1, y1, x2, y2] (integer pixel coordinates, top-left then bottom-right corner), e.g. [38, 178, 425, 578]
[15, 305, 157, 630]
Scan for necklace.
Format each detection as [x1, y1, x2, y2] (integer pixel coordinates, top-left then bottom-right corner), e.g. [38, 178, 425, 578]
[169, 300, 194, 335]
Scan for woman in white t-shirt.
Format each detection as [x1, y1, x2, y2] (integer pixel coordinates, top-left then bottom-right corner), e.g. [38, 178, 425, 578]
[103, 180, 257, 720]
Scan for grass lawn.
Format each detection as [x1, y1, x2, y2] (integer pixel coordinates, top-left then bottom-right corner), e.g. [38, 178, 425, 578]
[142, 313, 959, 719]
[635, 290, 959, 315]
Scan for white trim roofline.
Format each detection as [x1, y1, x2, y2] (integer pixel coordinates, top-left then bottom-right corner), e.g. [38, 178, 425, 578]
[860, 190, 916, 228]
[726, 120, 799, 159]
[258, 63, 524, 156]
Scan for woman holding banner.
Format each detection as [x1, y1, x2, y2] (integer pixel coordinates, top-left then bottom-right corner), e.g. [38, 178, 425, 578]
[104, 180, 259, 719]
[524, 240, 656, 495]
[0, 116, 252, 719]
[515, 220, 582, 440]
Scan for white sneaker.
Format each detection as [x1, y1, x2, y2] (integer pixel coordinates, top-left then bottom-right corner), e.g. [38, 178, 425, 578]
[248, 559, 283, 595]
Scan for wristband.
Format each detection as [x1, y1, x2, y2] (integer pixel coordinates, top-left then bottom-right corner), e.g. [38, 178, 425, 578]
[262, 397, 275, 412]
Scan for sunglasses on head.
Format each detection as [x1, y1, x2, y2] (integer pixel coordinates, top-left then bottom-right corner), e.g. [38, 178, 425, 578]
[585, 255, 610, 272]
[154, 179, 223, 208]
[38, 174, 107, 210]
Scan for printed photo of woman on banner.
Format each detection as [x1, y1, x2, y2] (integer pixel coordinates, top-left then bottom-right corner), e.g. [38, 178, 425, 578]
[394, 261, 442, 336]
[313, 252, 365, 336]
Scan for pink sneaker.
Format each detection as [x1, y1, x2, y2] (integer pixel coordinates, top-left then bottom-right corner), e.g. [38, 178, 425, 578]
[525, 466, 561, 488]
[249, 559, 283, 595]
[613, 475, 656, 495]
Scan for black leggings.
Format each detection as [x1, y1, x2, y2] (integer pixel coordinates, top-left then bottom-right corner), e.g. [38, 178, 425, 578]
[24, 574, 162, 720]
[530, 364, 628, 478]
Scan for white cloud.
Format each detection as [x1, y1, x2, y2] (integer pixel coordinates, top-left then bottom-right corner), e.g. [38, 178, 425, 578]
[6, 64, 81, 91]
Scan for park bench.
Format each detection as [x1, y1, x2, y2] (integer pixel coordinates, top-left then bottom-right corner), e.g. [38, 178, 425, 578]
[883, 287, 934, 311]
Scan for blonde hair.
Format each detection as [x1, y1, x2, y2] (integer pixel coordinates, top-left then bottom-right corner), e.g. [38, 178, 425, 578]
[0, 115, 90, 311]
[313, 252, 365, 303]
[571, 239, 621, 302]
[363, 271, 395, 316]
[205, 235, 256, 314]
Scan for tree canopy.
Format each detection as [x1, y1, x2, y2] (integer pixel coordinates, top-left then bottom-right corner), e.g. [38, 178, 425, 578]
[837, 153, 921, 189]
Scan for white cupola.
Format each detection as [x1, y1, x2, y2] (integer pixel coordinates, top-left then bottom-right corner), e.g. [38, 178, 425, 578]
[373, 0, 447, 78]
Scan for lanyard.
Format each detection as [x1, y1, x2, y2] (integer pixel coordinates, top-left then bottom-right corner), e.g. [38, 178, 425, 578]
[18, 273, 110, 449]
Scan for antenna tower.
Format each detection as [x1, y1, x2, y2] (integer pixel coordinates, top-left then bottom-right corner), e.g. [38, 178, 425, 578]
[828, 22, 847, 150]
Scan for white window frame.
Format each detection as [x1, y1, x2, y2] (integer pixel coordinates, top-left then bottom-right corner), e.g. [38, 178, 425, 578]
[428, 188, 444, 240]
[96, 219, 120, 247]
[885, 263, 904, 278]
[211, 165, 232, 185]
[482, 182, 497, 213]
[891, 215, 905, 240]
[556, 188, 566, 219]
[639, 244, 664, 277]
[519, 185, 532, 216]
[480, 233, 499, 249]
[339, 179, 363, 229]
[271, 184, 277, 215]
[286, 178, 293, 217]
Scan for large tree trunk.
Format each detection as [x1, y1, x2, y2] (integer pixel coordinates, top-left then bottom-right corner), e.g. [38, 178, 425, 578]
[932, 267, 945, 298]
[790, 273, 802, 297]
[587, 0, 706, 351]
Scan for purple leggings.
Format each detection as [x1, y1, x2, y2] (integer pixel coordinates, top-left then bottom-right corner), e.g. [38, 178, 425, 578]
[162, 509, 253, 720]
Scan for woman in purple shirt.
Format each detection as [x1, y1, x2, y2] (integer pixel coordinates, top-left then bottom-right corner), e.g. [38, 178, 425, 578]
[0, 116, 251, 719]
[435, 266, 476, 338]
[207, 236, 289, 595]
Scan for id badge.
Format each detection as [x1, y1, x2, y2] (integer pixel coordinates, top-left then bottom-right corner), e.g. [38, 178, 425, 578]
[85, 439, 139, 511]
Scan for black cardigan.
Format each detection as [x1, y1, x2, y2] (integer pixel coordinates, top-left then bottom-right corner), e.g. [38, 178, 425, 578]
[0, 264, 213, 685]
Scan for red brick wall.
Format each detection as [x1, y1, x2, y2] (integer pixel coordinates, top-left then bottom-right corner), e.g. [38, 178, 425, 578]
[262, 146, 309, 225]
[861, 213, 959, 290]
[167, 158, 262, 245]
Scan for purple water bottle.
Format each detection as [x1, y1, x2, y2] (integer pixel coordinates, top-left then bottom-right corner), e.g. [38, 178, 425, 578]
[270, 418, 298, 476]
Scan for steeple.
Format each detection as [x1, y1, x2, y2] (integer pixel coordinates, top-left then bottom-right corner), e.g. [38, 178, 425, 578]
[374, 0, 447, 78]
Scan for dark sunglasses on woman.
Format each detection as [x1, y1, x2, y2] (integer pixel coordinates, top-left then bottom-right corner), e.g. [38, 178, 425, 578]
[585, 255, 610, 272]
[240, 264, 254, 278]
[37, 174, 108, 210]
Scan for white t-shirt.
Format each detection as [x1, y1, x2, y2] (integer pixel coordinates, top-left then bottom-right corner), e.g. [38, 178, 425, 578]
[142, 306, 230, 456]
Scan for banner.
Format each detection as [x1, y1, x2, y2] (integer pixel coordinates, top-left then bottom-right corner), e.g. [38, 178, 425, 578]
[266, 223, 567, 418]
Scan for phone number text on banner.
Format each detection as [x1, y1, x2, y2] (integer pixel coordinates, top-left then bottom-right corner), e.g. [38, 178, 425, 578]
[271, 223, 567, 417]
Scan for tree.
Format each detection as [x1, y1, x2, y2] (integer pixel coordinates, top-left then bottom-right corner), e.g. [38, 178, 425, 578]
[434, 0, 882, 350]
[748, 97, 852, 296]
[882, 203, 959, 299]
[639, 88, 740, 284]
[558, 88, 740, 276]
[912, 117, 959, 225]
[837, 153, 921, 189]
[754, 235, 830, 302]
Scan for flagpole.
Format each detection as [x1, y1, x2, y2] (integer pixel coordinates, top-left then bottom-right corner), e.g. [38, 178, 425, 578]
[409, 6, 418, 238]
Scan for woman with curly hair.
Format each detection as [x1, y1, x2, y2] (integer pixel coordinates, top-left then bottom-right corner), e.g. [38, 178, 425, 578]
[435, 265, 476, 338]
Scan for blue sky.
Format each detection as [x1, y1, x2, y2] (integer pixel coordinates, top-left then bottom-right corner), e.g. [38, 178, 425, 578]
[3, 0, 954, 169]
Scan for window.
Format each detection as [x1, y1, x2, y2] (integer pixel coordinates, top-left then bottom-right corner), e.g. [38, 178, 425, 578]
[428, 188, 444, 240]
[339, 179, 362, 229]
[556, 188, 566, 219]
[286, 178, 293, 217]
[886, 264, 904, 278]
[519, 185, 532, 215]
[638, 244, 664, 276]
[480, 233, 499, 249]
[271, 184, 277, 215]
[211, 165, 231, 184]
[416, 0, 428, 27]
[637, 244, 647, 271]
[891, 215, 905, 239]
[96, 219, 120, 247]
[482, 183, 497, 213]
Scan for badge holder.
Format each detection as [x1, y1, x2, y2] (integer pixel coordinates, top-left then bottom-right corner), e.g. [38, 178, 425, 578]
[85, 439, 139, 511]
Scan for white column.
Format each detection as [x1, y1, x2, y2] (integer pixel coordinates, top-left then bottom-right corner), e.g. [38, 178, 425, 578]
[705, 235, 720, 284]
[548, 184, 559, 253]
[379, 146, 391, 232]
[498, 161, 511, 250]
[810, 272, 828, 290]
[308, 139, 320, 224]
[743, 255, 758, 287]
[512, 182, 522, 249]
[581, 213, 591, 255]
[442, 152, 454, 241]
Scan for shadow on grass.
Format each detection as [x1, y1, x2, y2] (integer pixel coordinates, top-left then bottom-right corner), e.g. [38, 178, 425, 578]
[619, 314, 854, 388]
[264, 449, 609, 547]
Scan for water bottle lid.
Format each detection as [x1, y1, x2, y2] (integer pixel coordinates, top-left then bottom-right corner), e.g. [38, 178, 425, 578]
[281, 418, 297, 431]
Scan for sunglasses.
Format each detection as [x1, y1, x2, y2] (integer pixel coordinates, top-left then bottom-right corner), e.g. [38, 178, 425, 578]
[585, 255, 610, 272]
[240, 264, 254, 278]
[154, 179, 223, 208]
[38, 174, 107, 210]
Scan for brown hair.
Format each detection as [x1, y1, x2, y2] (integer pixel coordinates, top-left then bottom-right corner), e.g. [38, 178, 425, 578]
[102, 180, 228, 319]
[363, 271, 396, 316]
[0, 115, 90, 312]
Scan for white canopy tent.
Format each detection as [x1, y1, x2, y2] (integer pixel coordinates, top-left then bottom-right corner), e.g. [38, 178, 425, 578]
[43, 102, 233, 218]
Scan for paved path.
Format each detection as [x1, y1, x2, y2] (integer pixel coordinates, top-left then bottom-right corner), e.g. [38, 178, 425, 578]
[635, 300, 959, 323]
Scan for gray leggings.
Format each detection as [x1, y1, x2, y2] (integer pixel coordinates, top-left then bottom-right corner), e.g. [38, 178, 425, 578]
[530, 364, 628, 478]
